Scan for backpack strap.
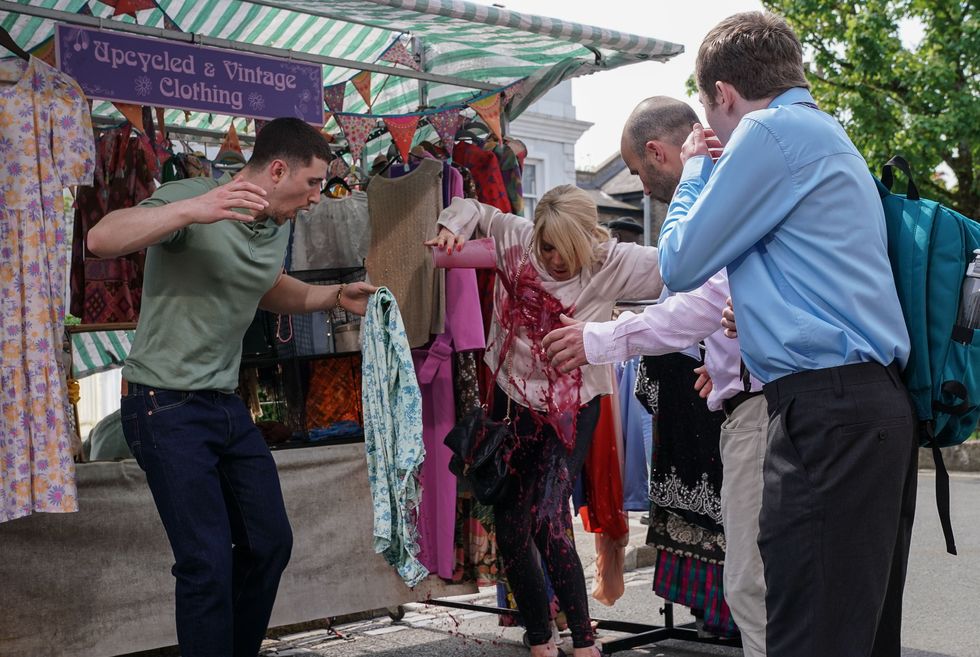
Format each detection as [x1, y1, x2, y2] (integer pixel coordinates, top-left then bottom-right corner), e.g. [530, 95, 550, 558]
[880, 156, 921, 201]
[924, 421, 958, 555]
[932, 444, 957, 555]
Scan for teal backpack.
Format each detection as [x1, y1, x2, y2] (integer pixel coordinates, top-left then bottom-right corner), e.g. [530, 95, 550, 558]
[876, 156, 980, 555]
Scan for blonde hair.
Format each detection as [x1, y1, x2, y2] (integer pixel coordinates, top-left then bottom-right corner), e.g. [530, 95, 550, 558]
[532, 185, 608, 276]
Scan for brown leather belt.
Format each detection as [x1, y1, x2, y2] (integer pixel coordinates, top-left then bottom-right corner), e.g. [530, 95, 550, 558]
[722, 390, 764, 418]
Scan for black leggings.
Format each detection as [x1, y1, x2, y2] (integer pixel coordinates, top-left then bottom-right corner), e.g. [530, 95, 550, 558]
[491, 386, 601, 649]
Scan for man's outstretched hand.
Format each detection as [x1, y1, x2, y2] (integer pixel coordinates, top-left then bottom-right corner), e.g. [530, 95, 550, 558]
[543, 314, 588, 374]
[340, 281, 378, 316]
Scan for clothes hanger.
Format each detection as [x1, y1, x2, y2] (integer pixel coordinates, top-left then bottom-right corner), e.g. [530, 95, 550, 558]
[455, 118, 489, 145]
[375, 144, 423, 177]
[322, 175, 352, 198]
[0, 27, 29, 61]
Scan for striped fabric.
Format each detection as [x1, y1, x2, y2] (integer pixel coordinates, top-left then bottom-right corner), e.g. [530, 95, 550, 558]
[653, 549, 738, 638]
[71, 329, 134, 379]
[0, 0, 682, 143]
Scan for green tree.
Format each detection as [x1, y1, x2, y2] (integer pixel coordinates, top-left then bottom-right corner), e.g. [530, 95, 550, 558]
[748, 1, 979, 216]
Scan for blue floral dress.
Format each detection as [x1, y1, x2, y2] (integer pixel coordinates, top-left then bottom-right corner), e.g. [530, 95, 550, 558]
[361, 288, 428, 586]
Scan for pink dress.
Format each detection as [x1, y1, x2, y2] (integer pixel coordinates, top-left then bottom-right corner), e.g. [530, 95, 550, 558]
[0, 57, 96, 523]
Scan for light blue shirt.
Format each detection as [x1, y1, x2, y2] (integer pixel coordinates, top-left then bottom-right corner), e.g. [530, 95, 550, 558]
[658, 88, 910, 383]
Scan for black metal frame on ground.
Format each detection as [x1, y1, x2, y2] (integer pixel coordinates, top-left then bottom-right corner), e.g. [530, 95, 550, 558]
[429, 599, 741, 654]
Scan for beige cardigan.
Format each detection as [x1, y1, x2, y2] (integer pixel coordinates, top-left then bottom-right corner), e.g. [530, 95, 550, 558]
[438, 197, 664, 409]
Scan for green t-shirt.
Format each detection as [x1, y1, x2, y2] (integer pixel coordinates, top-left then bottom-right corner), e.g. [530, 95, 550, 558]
[122, 176, 288, 393]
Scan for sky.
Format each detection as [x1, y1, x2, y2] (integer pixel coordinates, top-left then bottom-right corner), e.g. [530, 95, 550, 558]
[473, 0, 764, 168]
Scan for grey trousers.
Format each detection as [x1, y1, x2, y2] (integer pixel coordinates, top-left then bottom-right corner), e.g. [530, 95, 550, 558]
[719, 394, 768, 657]
[760, 362, 917, 657]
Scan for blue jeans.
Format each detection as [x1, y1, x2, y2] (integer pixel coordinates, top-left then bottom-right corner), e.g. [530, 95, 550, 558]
[120, 383, 293, 657]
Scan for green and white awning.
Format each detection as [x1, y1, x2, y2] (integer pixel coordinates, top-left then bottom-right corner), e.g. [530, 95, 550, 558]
[0, 0, 683, 137]
[71, 328, 134, 379]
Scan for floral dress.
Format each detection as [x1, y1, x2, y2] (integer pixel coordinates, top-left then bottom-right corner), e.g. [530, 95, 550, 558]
[0, 57, 95, 523]
[361, 287, 428, 586]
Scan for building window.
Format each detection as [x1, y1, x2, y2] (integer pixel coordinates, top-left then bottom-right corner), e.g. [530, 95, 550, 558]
[522, 162, 539, 219]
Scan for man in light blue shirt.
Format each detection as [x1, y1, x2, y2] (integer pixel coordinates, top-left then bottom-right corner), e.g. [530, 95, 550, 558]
[658, 12, 918, 657]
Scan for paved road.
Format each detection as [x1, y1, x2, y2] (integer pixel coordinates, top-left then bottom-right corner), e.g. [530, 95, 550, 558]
[135, 472, 980, 657]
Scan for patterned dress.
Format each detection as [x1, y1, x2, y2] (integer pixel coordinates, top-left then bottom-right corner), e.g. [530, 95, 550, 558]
[0, 57, 95, 523]
[361, 288, 428, 586]
[69, 123, 163, 322]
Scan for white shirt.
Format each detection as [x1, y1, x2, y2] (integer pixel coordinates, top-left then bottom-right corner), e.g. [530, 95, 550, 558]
[583, 269, 762, 412]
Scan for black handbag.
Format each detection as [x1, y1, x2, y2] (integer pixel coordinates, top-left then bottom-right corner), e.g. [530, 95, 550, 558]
[443, 242, 531, 506]
[443, 405, 514, 505]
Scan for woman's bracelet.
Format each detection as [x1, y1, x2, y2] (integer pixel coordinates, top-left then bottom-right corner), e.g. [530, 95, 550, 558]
[335, 283, 346, 310]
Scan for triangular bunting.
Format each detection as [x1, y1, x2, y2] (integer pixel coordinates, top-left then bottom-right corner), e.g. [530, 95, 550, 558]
[111, 102, 145, 133]
[468, 93, 503, 142]
[503, 78, 530, 107]
[427, 109, 463, 158]
[328, 156, 351, 180]
[323, 83, 346, 114]
[216, 122, 245, 167]
[383, 115, 420, 164]
[335, 114, 376, 167]
[379, 41, 420, 71]
[352, 71, 373, 110]
[99, 0, 158, 18]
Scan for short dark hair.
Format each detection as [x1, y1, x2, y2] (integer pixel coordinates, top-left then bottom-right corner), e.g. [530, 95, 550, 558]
[696, 11, 809, 107]
[247, 117, 333, 169]
[624, 96, 699, 155]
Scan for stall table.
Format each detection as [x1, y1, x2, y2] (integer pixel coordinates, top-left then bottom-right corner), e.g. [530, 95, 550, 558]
[0, 442, 473, 657]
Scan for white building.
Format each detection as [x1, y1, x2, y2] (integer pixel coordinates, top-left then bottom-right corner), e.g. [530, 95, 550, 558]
[509, 81, 593, 218]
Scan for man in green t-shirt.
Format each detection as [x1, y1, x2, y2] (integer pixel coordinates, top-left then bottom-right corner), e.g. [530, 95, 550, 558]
[88, 117, 374, 657]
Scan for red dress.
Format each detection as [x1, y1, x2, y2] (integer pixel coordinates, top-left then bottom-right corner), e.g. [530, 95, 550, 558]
[70, 123, 165, 322]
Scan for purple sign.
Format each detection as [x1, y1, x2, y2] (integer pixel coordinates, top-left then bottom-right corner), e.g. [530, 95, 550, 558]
[56, 24, 324, 124]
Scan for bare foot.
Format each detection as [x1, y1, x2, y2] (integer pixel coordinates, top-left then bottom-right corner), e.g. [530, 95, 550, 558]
[529, 640, 558, 657]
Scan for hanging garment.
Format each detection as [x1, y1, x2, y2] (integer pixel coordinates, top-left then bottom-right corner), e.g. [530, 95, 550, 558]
[69, 123, 163, 322]
[413, 267, 486, 578]
[0, 57, 95, 523]
[637, 353, 727, 561]
[305, 355, 363, 430]
[453, 141, 511, 213]
[161, 152, 211, 183]
[453, 351, 482, 420]
[495, 141, 524, 215]
[387, 155, 464, 210]
[579, 394, 629, 605]
[451, 492, 499, 586]
[654, 550, 738, 637]
[450, 351, 500, 586]
[291, 191, 369, 271]
[642, 352, 725, 534]
[617, 358, 654, 511]
[637, 353, 736, 636]
[366, 157, 445, 348]
[361, 288, 428, 586]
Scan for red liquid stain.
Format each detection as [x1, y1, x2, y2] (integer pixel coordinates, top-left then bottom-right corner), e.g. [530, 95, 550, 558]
[494, 248, 582, 451]
[492, 246, 585, 543]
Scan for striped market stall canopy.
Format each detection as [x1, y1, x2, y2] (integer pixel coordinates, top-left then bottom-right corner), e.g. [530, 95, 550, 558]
[0, 0, 683, 141]
[71, 328, 135, 378]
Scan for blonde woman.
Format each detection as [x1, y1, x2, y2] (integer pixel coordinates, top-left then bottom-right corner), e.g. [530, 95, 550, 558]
[428, 185, 663, 657]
